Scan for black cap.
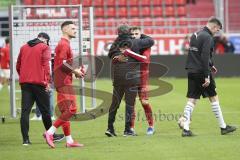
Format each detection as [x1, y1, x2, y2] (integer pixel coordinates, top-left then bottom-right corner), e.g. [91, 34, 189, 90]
[38, 32, 50, 45]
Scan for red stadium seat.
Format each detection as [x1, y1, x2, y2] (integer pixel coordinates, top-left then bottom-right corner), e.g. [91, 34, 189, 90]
[144, 28, 153, 34]
[106, 7, 116, 17]
[105, 0, 116, 6]
[47, 0, 56, 5]
[95, 29, 106, 35]
[93, 0, 104, 6]
[95, 18, 105, 27]
[154, 18, 164, 26]
[94, 7, 104, 17]
[176, 0, 186, 5]
[118, 0, 127, 6]
[129, 7, 139, 17]
[152, 6, 163, 17]
[118, 7, 128, 17]
[35, 0, 45, 5]
[142, 7, 151, 17]
[106, 29, 116, 35]
[23, 0, 33, 5]
[152, 0, 163, 6]
[169, 28, 178, 34]
[165, 6, 175, 17]
[153, 28, 166, 34]
[165, 18, 177, 26]
[129, 18, 141, 26]
[70, 0, 80, 5]
[165, 0, 174, 6]
[179, 18, 188, 25]
[82, 0, 92, 6]
[58, 0, 68, 5]
[105, 18, 116, 27]
[178, 28, 189, 34]
[177, 6, 186, 16]
[143, 18, 153, 26]
[129, 0, 138, 6]
[141, 0, 151, 6]
[117, 18, 128, 25]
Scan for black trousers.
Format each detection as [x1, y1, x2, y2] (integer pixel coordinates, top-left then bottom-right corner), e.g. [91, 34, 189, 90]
[20, 83, 52, 141]
[107, 85, 138, 132]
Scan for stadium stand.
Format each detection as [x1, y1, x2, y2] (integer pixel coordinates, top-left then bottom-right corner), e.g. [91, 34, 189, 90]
[227, 0, 240, 33]
[20, 0, 215, 35]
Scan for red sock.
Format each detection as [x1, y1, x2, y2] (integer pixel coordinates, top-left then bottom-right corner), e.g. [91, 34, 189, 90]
[62, 121, 71, 136]
[143, 104, 154, 127]
[53, 118, 66, 128]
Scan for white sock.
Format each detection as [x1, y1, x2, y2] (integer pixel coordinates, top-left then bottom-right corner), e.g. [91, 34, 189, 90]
[0, 84, 3, 90]
[47, 126, 57, 135]
[211, 101, 226, 128]
[183, 101, 195, 131]
[7, 85, 10, 92]
[66, 135, 74, 144]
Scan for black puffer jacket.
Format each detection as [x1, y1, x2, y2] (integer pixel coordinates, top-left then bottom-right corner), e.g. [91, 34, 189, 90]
[108, 34, 154, 86]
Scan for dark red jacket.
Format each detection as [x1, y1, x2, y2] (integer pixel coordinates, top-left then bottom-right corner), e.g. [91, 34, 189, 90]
[16, 40, 51, 86]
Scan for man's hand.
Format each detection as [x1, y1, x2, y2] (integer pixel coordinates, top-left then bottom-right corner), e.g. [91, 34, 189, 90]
[211, 66, 217, 74]
[202, 77, 210, 88]
[73, 68, 85, 78]
[45, 83, 50, 92]
[113, 55, 128, 62]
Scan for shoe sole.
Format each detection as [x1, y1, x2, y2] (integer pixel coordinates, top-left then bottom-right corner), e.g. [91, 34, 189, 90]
[43, 133, 55, 148]
[221, 128, 237, 135]
[53, 136, 65, 143]
[105, 131, 115, 137]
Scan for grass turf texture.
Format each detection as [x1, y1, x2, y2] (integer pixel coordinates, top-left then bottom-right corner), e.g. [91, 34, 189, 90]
[0, 78, 239, 160]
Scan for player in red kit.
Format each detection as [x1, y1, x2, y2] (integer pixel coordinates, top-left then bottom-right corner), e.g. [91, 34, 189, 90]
[128, 27, 155, 135]
[44, 21, 85, 148]
[0, 37, 10, 91]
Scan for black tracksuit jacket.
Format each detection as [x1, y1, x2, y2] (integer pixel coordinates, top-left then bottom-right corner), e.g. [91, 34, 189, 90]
[185, 26, 215, 78]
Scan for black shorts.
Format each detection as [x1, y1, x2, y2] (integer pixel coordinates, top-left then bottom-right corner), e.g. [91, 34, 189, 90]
[187, 73, 217, 99]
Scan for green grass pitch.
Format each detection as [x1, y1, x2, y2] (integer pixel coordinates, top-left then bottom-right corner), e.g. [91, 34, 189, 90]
[0, 78, 240, 160]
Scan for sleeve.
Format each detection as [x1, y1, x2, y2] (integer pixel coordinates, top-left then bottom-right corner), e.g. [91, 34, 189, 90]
[135, 34, 154, 50]
[201, 35, 212, 78]
[16, 48, 22, 75]
[42, 46, 51, 83]
[123, 49, 147, 62]
[108, 41, 120, 59]
[6, 49, 10, 67]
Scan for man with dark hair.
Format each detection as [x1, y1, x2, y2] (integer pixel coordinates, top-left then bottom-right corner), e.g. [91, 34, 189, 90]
[105, 24, 154, 137]
[129, 26, 155, 135]
[179, 17, 236, 137]
[44, 21, 85, 148]
[17, 32, 64, 145]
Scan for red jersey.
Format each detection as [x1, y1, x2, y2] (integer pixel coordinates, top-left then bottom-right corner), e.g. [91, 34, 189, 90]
[0, 44, 10, 69]
[54, 38, 74, 89]
[16, 42, 51, 86]
[140, 48, 151, 87]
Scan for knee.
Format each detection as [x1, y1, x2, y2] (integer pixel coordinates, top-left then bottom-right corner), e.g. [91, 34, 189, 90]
[140, 99, 149, 106]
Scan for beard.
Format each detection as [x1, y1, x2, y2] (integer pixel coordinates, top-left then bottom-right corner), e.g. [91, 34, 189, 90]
[69, 34, 76, 38]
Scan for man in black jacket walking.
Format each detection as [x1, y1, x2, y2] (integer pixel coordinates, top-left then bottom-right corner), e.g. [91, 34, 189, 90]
[105, 25, 154, 137]
[180, 17, 236, 137]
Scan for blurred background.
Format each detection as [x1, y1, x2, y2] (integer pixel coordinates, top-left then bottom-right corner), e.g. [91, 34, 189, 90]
[0, 0, 239, 77]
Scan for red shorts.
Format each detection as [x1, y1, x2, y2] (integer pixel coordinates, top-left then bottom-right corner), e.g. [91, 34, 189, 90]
[56, 86, 77, 121]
